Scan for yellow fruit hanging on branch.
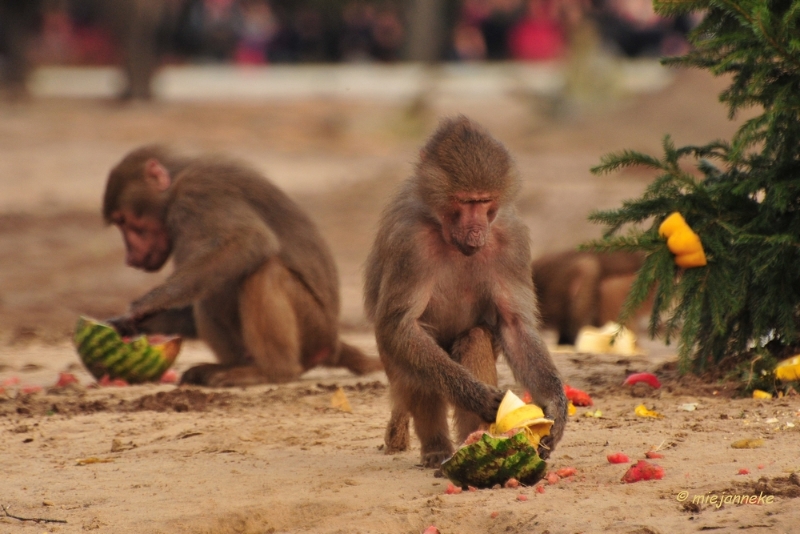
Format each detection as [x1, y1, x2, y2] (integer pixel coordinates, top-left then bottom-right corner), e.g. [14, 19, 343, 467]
[658, 212, 707, 268]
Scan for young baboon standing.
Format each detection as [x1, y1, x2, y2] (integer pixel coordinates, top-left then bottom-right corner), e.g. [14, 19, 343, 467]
[365, 116, 567, 466]
[532, 250, 647, 345]
[103, 144, 382, 386]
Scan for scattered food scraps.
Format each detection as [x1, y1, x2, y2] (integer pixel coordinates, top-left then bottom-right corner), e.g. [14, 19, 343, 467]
[634, 404, 663, 418]
[503, 478, 520, 489]
[584, 409, 602, 418]
[680, 403, 698, 412]
[564, 384, 593, 406]
[622, 460, 664, 483]
[731, 438, 764, 449]
[330, 387, 352, 413]
[1, 377, 20, 387]
[738, 468, 750, 475]
[422, 526, 440, 534]
[607, 452, 630, 464]
[535, 484, 545, 494]
[645, 451, 664, 459]
[21, 385, 42, 394]
[517, 494, 528, 501]
[568, 401, 576, 416]
[622, 372, 661, 389]
[546, 472, 559, 485]
[752, 389, 773, 400]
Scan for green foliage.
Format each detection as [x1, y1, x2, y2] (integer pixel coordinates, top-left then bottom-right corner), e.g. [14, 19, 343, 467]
[587, 1, 800, 378]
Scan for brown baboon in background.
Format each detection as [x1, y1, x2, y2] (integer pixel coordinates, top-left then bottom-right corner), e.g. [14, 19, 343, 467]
[531, 250, 646, 345]
[365, 116, 567, 465]
[103, 144, 382, 386]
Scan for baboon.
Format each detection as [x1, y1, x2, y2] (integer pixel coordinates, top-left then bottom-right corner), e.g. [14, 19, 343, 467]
[531, 250, 647, 345]
[103, 144, 382, 386]
[365, 116, 567, 465]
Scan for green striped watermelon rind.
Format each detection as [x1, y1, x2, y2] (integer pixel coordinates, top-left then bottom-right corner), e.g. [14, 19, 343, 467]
[73, 316, 180, 384]
[440, 430, 546, 488]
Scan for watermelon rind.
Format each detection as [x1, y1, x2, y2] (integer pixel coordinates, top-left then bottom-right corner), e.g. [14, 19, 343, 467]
[440, 430, 546, 488]
[73, 316, 180, 384]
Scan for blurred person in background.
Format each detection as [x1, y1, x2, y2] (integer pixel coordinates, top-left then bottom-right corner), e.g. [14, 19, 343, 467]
[233, 0, 277, 64]
[175, 0, 242, 61]
[0, 0, 44, 98]
[592, 0, 693, 57]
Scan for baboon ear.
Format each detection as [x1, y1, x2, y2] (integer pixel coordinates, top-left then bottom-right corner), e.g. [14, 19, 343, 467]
[145, 158, 172, 192]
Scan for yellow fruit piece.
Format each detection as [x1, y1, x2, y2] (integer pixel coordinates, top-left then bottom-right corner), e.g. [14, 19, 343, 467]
[568, 401, 576, 416]
[675, 250, 707, 268]
[730, 438, 764, 449]
[583, 409, 602, 418]
[658, 212, 688, 237]
[667, 228, 703, 255]
[752, 389, 773, 400]
[634, 404, 663, 418]
[575, 322, 640, 355]
[496, 390, 526, 423]
[775, 355, 800, 382]
[331, 387, 352, 412]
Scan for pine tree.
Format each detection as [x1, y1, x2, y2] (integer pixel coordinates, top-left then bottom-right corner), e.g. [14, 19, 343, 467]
[587, 0, 800, 389]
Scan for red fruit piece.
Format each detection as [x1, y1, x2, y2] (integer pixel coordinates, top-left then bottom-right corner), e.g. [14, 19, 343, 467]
[422, 527, 440, 534]
[468, 486, 477, 492]
[738, 468, 750, 475]
[535, 484, 545, 494]
[55, 372, 79, 387]
[546, 472, 560, 485]
[1, 377, 20, 387]
[622, 460, 665, 483]
[556, 467, 578, 477]
[607, 452, 630, 464]
[564, 384, 593, 406]
[503, 478, 520, 489]
[517, 494, 528, 501]
[445, 483, 462, 495]
[623, 372, 661, 389]
[21, 385, 42, 394]
[490, 511, 499, 519]
[645, 451, 664, 459]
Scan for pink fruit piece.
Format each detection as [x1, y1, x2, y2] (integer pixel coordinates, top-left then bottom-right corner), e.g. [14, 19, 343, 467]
[55, 372, 79, 387]
[445, 483, 462, 495]
[517, 494, 528, 501]
[645, 451, 664, 459]
[556, 467, 577, 477]
[738, 468, 750, 475]
[546, 472, 559, 485]
[607, 452, 630, 464]
[622, 460, 665, 483]
[535, 484, 545, 494]
[623, 372, 661, 389]
[422, 527, 440, 534]
[503, 478, 520, 489]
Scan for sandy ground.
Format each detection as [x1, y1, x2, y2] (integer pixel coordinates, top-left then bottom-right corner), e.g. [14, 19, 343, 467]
[1, 65, 798, 533]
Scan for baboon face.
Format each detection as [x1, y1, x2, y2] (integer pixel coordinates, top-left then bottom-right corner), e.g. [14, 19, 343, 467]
[441, 191, 499, 256]
[110, 208, 172, 272]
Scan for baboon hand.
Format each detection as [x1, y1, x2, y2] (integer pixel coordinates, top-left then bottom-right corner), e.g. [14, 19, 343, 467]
[105, 314, 139, 337]
[477, 385, 504, 424]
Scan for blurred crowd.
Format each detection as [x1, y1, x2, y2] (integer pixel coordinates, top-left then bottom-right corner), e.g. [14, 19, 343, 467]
[6, 0, 698, 68]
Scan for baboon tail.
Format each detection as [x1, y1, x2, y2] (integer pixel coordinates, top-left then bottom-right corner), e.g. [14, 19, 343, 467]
[330, 341, 383, 375]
